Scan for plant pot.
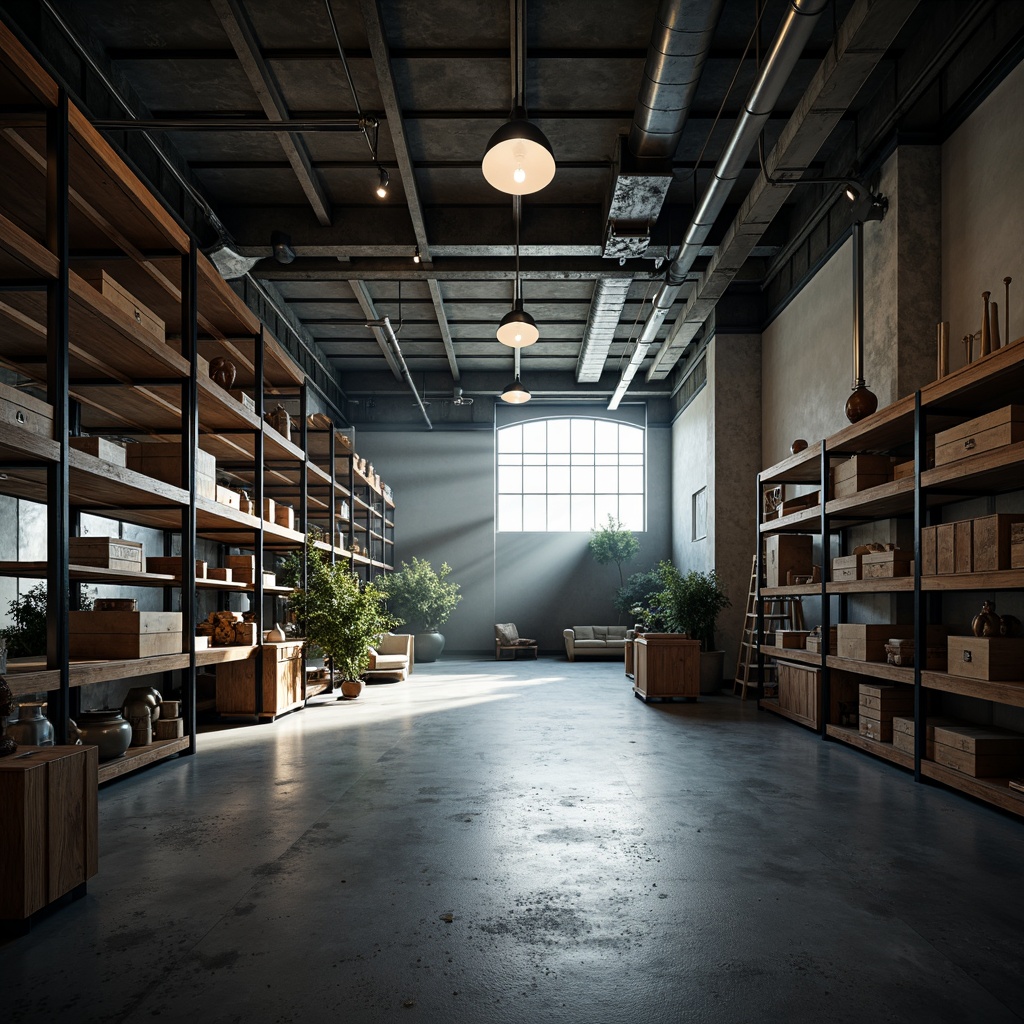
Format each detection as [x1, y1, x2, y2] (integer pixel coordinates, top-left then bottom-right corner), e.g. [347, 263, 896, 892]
[71, 709, 132, 761]
[414, 631, 445, 663]
[699, 650, 725, 695]
[339, 679, 364, 700]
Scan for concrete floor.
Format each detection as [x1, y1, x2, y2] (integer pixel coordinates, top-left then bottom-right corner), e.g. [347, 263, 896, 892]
[3, 656, 1023, 1023]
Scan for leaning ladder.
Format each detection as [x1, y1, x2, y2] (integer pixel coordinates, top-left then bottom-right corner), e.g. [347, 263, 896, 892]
[733, 555, 805, 699]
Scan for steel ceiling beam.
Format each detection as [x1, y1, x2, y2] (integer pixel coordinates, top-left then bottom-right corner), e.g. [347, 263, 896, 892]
[210, 0, 332, 226]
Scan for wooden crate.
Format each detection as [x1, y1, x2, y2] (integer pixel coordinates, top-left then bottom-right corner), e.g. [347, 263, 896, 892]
[775, 490, 820, 517]
[884, 638, 947, 671]
[932, 723, 1024, 777]
[1012, 522, 1024, 569]
[216, 640, 305, 719]
[633, 635, 700, 700]
[775, 630, 809, 649]
[69, 536, 143, 572]
[832, 553, 862, 582]
[838, 623, 914, 662]
[954, 519, 974, 573]
[892, 458, 914, 480]
[274, 505, 295, 530]
[0, 379, 52, 438]
[68, 436, 126, 466]
[862, 550, 913, 579]
[947, 636, 1024, 681]
[831, 454, 891, 498]
[125, 443, 216, 499]
[0, 745, 99, 920]
[77, 267, 165, 342]
[69, 610, 182, 659]
[921, 525, 938, 575]
[765, 534, 812, 589]
[892, 717, 961, 757]
[145, 556, 207, 579]
[934, 404, 1024, 467]
[972, 513, 1024, 572]
[936, 522, 956, 575]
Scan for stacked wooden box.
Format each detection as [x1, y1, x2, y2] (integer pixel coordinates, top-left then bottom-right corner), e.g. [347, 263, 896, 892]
[69, 537, 143, 572]
[805, 626, 836, 655]
[933, 404, 1024, 467]
[126, 443, 216, 499]
[947, 635, 1024, 680]
[831, 454, 891, 499]
[69, 611, 182, 659]
[892, 716, 957, 758]
[931, 723, 1024, 777]
[0, 379, 53, 438]
[837, 623, 946, 662]
[764, 535, 812, 588]
[859, 683, 914, 742]
[69, 436, 127, 466]
[78, 268, 165, 342]
[922, 513, 1024, 574]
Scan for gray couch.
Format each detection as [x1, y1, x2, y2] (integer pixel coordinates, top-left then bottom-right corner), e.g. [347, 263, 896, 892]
[562, 625, 633, 661]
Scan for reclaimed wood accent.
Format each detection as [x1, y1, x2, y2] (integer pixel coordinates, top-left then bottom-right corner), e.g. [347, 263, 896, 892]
[0, 562, 175, 586]
[0, 421, 60, 464]
[827, 393, 916, 456]
[0, 21, 60, 106]
[759, 645, 821, 667]
[4, 653, 191, 697]
[922, 439, 1024, 494]
[97, 736, 190, 784]
[825, 476, 914, 521]
[758, 504, 821, 535]
[921, 568, 1024, 592]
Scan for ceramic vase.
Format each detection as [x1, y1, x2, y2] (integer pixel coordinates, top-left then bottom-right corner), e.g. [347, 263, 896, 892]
[7, 702, 55, 746]
[209, 356, 237, 390]
[72, 709, 133, 761]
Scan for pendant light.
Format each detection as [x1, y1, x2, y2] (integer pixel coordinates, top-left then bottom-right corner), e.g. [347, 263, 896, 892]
[500, 348, 532, 404]
[496, 196, 538, 348]
[482, 0, 555, 196]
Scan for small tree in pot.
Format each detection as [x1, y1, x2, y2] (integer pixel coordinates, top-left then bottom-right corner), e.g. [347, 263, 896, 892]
[377, 557, 461, 663]
[289, 544, 397, 698]
[589, 514, 640, 591]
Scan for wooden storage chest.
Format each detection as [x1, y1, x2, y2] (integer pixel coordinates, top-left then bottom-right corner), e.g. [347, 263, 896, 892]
[934, 404, 1024, 467]
[861, 550, 913, 578]
[69, 610, 182, 659]
[832, 553, 862, 582]
[216, 641, 305, 719]
[0, 745, 98, 920]
[125, 443, 216, 499]
[68, 536, 143, 572]
[633, 635, 700, 701]
[77, 267, 165, 342]
[947, 636, 1024, 681]
[931, 723, 1024, 777]
[955, 519, 974, 573]
[838, 623, 914, 662]
[831, 454, 891, 498]
[859, 683, 914, 741]
[0, 379, 52, 438]
[777, 663, 819, 728]
[765, 534, 812, 588]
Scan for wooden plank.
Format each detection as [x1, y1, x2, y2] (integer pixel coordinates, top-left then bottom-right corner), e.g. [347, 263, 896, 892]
[758, 504, 821, 534]
[920, 759, 1024, 818]
[827, 393, 916, 456]
[97, 736, 190, 784]
[825, 476, 914, 520]
[826, 577, 915, 594]
[760, 442, 822, 485]
[921, 439, 1024, 493]
[825, 656, 914, 684]
[921, 670, 1024, 708]
[826, 724, 914, 769]
[0, 211, 58, 280]
[759, 645, 823, 667]
[0, 421, 60, 463]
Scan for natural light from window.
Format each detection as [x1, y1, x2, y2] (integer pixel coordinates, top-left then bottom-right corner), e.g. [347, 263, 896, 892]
[496, 417, 645, 532]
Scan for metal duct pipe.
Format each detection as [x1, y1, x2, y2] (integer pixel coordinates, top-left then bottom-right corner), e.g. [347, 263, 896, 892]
[610, 0, 827, 410]
[629, 0, 726, 158]
[371, 317, 433, 430]
[576, 278, 634, 382]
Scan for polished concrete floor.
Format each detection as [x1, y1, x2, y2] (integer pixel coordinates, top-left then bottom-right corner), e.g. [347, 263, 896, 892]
[3, 656, 1024, 1023]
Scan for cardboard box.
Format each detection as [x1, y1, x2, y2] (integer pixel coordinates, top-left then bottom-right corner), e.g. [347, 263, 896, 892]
[765, 534, 813, 589]
[69, 536, 143, 572]
[972, 513, 1024, 572]
[68, 436, 127, 466]
[932, 723, 1024, 777]
[125, 443, 216, 499]
[861, 550, 913, 579]
[831, 454, 891, 499]
[1013, 522, 1024, 569]
[145, 556, 206, 579]
[934, 404, 1024, 467]
[69, 610, 182, 659]
[947, 636, 1024, 681]
[77, 268, 166, 342]
[216, 485, 241, 511]
[832, 553, 862, 582]
[0, 379, 53, 438]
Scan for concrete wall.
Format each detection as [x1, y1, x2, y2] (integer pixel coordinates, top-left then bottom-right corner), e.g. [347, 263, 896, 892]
[358, 419, 673, 654]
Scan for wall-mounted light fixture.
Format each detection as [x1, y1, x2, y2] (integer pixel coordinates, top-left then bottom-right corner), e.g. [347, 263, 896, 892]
[844, 180, 887, 222]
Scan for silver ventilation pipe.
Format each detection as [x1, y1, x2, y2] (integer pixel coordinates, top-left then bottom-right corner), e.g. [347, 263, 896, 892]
[367, 317, 433, 430]
[629, 0, 727, 158]
[610, 0, 828, 409]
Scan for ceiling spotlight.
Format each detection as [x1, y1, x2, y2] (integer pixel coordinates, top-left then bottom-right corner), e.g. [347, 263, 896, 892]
[843, 180, 887, 223]
[496, 299, 539, 347]
[413, 247, 421, 264]
[376, 166, 389, 199]
[482, 109, 556, 196]
[271, 230, 295, 265]
[500, 375, 532, 404]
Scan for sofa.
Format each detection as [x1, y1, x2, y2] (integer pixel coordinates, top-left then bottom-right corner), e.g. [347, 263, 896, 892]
[363, 633, 414, 682]
[562, 626, 634, 661]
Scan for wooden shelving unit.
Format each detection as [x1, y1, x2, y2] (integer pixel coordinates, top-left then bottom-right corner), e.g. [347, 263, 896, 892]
[0, 25, 396, 784]
[755, 335, 1024, 818]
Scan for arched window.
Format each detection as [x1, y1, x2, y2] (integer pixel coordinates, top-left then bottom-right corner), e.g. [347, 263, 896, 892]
[496, 417, 644, 532]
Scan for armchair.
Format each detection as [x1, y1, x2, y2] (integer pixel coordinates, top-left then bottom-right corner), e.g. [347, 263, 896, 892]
[494, 622, 538, 660]
[363, 633, 414, 682]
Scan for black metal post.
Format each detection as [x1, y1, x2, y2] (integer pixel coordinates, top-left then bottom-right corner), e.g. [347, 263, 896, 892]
[254, 327, 266, 718]
[180, 242, 198, 752]
[754, 472, 765, 699]
[913, 391, 926, 782]
[819, 441, 830, 739]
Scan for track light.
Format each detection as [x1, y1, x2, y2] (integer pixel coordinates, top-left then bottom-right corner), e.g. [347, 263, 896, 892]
[843, 180, 887, 222]
[413, 247, 421, 264]
[376, 166, 389, 199]
[500, 375, 532, 404]
[271, 230, 295, 265]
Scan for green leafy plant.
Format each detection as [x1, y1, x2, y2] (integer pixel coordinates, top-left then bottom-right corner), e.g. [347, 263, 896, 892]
[288, 545, 397, 681]
[377, 557, 461, 633]
[614, 567, 663, 619]
[1, 584, 93, 659]
[654, 563, 730, 651]
[589, 514, 640, 589]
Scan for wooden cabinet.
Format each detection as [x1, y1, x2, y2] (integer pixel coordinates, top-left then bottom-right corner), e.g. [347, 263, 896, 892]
[633, 635, 700, 702]
[216, 641, 305, 720]
[0, 745, 98, 921]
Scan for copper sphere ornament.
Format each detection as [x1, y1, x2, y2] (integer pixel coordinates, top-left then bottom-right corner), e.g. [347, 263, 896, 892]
[845, 383, 878, 423]
[790, 439, 808, 454]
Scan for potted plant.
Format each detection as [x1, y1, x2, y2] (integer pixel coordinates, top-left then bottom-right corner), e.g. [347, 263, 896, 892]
[589, 514, 640, 591]
[655, 563, 731, 694]
[377, 557, 461, 663]
[615, 567, 667, 631]
[289, 545, 396, 698]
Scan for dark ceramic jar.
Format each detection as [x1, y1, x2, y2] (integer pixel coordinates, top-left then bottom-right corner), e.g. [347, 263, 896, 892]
[71, 709, 132, 761]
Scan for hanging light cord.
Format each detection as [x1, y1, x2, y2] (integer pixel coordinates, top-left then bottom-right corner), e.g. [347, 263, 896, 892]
[514, 194, 522, 303]
[324, 0, 379, 161]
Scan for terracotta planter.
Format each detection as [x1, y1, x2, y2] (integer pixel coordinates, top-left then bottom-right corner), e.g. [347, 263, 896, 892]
[339, 679, 365, 699]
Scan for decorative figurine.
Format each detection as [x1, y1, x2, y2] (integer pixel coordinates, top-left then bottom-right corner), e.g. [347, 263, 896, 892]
[971, 600, 1001, 638]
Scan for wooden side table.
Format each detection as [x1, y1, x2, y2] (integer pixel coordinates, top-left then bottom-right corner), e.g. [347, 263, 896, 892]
[0, 745, 99, 923]
[633, 634, 701, 702]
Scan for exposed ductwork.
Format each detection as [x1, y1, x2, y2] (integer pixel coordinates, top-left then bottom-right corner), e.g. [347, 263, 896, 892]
[367, 317, 433, 430]
[609, 0, 828, 409]
[576, 278, 635, 383]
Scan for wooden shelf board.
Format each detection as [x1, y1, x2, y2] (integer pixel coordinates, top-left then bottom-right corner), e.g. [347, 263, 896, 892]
[97, 736, 190, 784]
[760, 442, 823, 485]
[0, 22, 59, 106]
[196, 646, 258, 666]
[921, 339, 1024, 415]
[0, 562, 174, 586]
[759, 505, 821, 534]
[919, 759, 1024, 817]
[5, 652, 191, 695]
[921, 671, 1024, 708]
[759, 698, 817, 729]
[921, 569, 1024, 592]
[827, 577, 915, 594]
[922, 440, 1024, 495]
[825, 477, 915, 521]
[0, 211, 58, 280]
[760, 584, 820, 598]
[827, 394, 917, 456]
[825, 656, 914, 684]
[826, 724, 914, 769]
[0, 421, 60, 464]
[759, 644, 822, 666]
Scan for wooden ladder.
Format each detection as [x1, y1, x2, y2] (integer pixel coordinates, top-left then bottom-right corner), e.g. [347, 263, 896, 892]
[733, 555, 805, 699]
